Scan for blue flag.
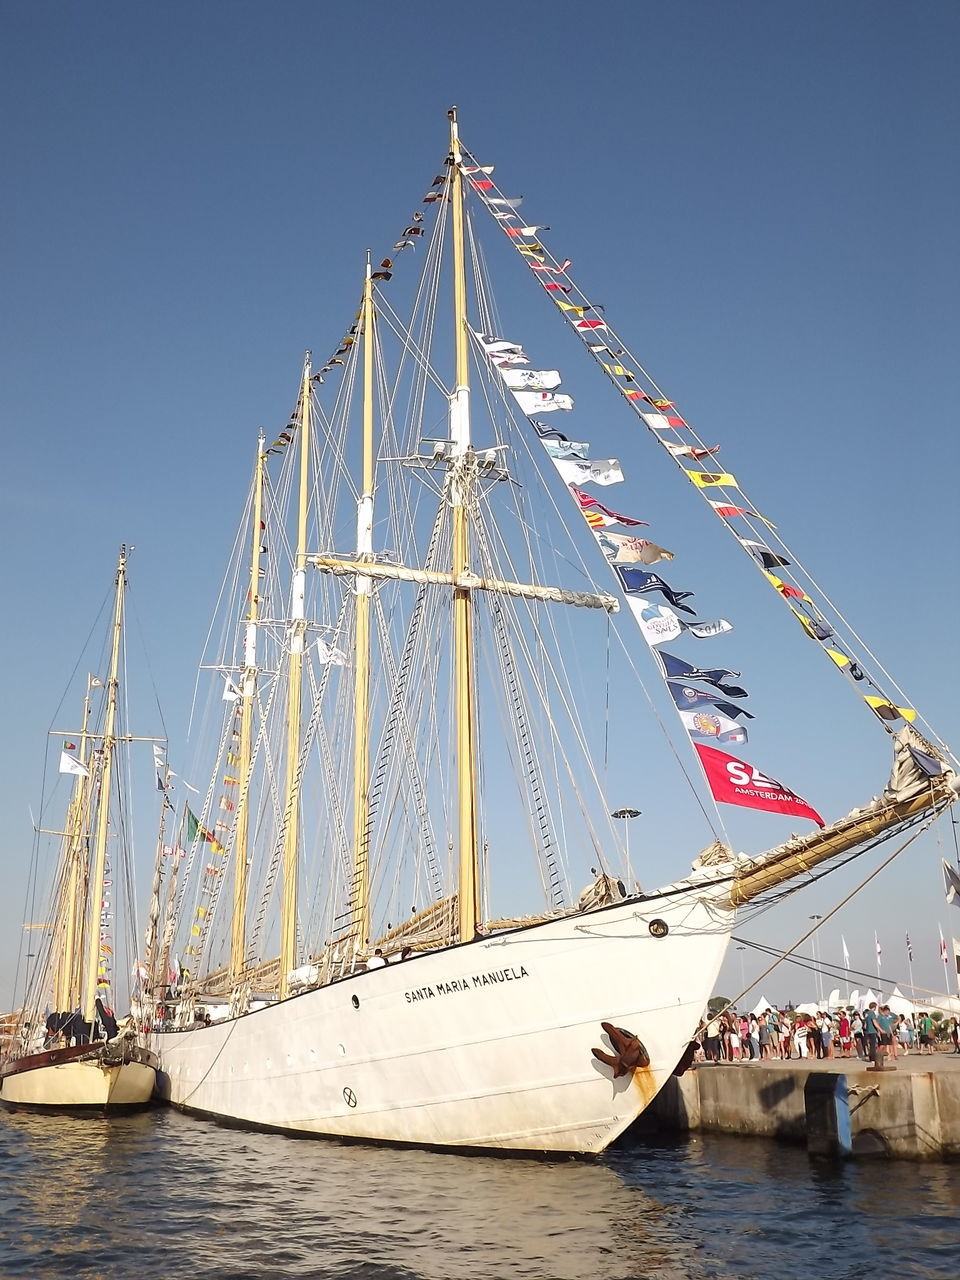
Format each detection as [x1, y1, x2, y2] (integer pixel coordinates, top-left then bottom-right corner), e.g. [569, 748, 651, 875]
[615, 567, 697, 615]
[668, 684, 754, 720]
[658, 651, 749, 699]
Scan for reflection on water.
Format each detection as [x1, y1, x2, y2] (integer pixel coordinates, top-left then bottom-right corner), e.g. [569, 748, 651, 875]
[0, 1109, 958, 1279]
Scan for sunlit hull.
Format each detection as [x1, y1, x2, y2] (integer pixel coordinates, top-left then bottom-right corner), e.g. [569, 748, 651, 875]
[154, 883, 732, 1154]
[0, 1043, 158, 1111]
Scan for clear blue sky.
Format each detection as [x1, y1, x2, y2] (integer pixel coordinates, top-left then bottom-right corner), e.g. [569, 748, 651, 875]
[1, 1, 958, 1010]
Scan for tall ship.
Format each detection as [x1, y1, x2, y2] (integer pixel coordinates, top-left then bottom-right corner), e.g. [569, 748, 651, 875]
[1, 547, 158, 1111]
[149, 110, 957, 1154]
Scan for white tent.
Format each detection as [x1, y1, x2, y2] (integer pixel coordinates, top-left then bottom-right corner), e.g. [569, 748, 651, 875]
[751, 995, 773, 1017]
[888, 986, 916, 1017]
[827, 987, 841, 1009]
[795, 1002, 819, 1016]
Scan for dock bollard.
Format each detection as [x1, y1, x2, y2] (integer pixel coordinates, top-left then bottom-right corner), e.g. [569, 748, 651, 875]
[803, 1072, 852, 1158]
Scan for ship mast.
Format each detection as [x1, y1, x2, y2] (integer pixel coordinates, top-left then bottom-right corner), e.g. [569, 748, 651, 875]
[82, 546, 127, 1025]
[351, 259, 376, 948]
[279, 358, 311, 999]
[448, 106, 480, 944]
[231, 431, 267, 982]
[54, 680, 95, 1011]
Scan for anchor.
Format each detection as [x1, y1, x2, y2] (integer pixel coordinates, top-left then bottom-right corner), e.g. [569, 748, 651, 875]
[591, 1021, 649, 1077]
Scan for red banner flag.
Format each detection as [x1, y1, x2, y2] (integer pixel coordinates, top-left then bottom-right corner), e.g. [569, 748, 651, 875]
[694, 744, 824, 827]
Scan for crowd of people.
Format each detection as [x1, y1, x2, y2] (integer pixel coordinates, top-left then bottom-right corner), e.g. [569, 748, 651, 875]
[697, 1004, 960, 1067]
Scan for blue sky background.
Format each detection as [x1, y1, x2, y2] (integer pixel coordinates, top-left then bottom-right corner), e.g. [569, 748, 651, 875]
[1, 1, 958, 1011]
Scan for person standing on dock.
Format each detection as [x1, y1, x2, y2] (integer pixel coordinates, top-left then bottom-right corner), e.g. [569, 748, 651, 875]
[863, 1002, 881, 1064]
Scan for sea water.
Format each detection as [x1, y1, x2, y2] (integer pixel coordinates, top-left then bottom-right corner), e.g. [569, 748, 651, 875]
[0, 1107, 957, 1278]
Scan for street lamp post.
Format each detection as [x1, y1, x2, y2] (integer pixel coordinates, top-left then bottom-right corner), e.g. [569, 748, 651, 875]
[809, 914, 824, 1005]
[611, 808, 641, 892]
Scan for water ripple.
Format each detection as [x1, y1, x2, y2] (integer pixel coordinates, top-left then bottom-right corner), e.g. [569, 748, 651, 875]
[0, 1108, 957, 1279]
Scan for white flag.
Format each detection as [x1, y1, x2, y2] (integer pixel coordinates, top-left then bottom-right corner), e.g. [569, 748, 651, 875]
[942, 858, 960, 906]
[679, 707, 748, 746]
[875, 932, 882, 967]
[499, 368, 562, 391]
[59, 751, 89, 778]
[552, 458, 623, 487]
[221, 675, 242, 702]
[624, 597, 683, 648]
[511, 390, 574, 415]
[842, 935, 851, 969]
[89, 674, 103, 688]
[317, 640, 347, 666]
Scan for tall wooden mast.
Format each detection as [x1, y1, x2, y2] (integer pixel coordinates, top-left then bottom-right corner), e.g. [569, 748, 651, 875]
[279, 358, 311, 998]
[54, 680, 94, 1011]
[351, 259, 376, 948]
[231, 431, 267, 982]
[83, 546, 127, 1024]
[448, 107, 480, 944]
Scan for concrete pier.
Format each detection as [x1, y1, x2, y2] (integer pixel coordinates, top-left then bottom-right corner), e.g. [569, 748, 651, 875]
[638, 1052, 960, 1160]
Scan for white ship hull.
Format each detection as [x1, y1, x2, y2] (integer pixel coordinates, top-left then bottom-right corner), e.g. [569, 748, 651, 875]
[154, 883, 732, 1154]
[0, 1046, 157, 1111]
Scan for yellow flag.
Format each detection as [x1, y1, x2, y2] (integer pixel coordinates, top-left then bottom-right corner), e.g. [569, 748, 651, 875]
[864, 695, 916, 723]
[555, 300, 587, 316]
[602, 363, 635, 380]
[685, 470, 738, 489]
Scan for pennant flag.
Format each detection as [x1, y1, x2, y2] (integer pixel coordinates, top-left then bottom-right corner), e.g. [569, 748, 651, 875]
[595, 530, 674, 566]
[681, 709, 748, 745]
[708, 501, 776, 528]
[461, 165, 495, 176]
[542, 439, 589, 460]
[942, 859, 960, 906]
[665, 442, 721, 461]
[791, 609, 834, 641]
[738, 538, 790, 570]
[685, 471, 739, 489]
[640, 412, 687, 430]
[499, 368, 562, 391]
[694, 744, 824, 826]
[470, 179, 494, 190]
[489, 197, 523, 209]
[601, 363, 636, 380]
[668, 684, 754, 720]
[571, 488, 647, 527]
[763, 572, 810, 602]
[842, 935, 851, 968]
[623, 597, 683, 647]
[504, 226, 549, 237]
[531, 259, 571, 274]
[864, 696, 916, 724]
[940, 924, 949, 965]
[614, 567, 696, 614]
[906, 932, 913, 963]
[907, 743, 942, 778]
[825, 646, 864, 678]
[658, 651, 748, 698]
[552, 457, 623, 487]
[59, 751, 89, 778]
[681, 617, 735, 639]
[512, 391, 574, 415]
[574, 318, 607, 331]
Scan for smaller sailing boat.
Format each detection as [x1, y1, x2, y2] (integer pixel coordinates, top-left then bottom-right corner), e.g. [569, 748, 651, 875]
[0, 547, 158, 1111]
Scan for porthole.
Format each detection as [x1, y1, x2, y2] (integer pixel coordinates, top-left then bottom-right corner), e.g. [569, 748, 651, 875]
[351, 994, 360, 1010]
[648, 918, 669, 938]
